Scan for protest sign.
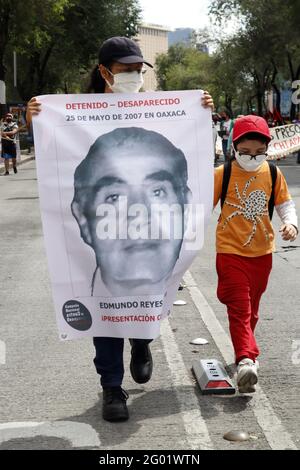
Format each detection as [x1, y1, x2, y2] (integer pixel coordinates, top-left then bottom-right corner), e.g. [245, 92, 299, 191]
[268, 123, 300, 159]
[33, 90, 214, 340]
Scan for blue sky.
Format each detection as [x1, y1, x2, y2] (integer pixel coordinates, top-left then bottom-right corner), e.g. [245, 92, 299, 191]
[138, 0, 211, 30]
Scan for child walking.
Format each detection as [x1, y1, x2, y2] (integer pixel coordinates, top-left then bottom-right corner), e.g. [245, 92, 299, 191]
[214, 115, 298, 393]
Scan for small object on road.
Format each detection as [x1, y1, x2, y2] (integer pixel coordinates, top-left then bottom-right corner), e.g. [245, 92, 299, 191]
[173, 300, 187, 306]
[192, 358, 236, 395]
[178, 283, 187, 291]
[223, 430, 250, 442]
[190, 337, 209, 345]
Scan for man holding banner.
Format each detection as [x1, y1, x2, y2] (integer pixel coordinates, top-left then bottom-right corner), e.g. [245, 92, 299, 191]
[27, 37, 214, 422]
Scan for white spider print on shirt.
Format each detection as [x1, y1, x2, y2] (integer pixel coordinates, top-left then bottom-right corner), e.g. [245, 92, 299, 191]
[222, 176, 270, 247]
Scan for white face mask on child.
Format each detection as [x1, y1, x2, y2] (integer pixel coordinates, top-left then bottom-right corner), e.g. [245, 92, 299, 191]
[105, 69, 144, 94]
[234, 148, 268, 172]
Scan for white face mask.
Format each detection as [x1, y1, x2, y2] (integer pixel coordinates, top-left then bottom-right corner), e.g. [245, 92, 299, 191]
[105, 70, 144, 94]
[234, 148, 268, 172]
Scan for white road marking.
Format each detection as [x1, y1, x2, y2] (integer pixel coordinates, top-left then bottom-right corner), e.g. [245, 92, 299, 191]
[0, 421, 101, 448]
[160, 319, 214, 450]
[184, 270, 297, 450]
[0, 340, 5, 365]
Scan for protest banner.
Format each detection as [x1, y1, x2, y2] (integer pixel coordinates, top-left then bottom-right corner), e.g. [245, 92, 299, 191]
[33, 90, 214, 340]
[268, 123, 300, 159]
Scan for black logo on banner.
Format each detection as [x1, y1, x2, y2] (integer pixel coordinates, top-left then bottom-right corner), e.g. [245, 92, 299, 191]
[62, 301, 92, 331]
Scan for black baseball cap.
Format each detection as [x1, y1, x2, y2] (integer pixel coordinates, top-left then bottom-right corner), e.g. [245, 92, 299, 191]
[98, 36, 153, 68]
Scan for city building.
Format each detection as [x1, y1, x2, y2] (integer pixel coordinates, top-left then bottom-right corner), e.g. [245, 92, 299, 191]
[168, 28, 194, 47]
[169, 27, 209, 53]
[136, 23, 170, 91]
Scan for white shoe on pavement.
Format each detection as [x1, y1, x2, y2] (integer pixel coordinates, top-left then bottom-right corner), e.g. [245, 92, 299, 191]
[237, 358, 258, 393]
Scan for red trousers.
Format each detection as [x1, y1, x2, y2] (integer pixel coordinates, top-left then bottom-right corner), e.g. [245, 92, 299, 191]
[216, 253, 272, 364]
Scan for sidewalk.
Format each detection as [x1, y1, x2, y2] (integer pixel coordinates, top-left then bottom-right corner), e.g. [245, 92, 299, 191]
[0, 149, 35, 175]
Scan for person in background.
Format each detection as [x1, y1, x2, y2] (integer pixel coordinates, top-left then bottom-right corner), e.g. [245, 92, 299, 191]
[227, 115, 244, 159]
[212, 113, 220, 165]
[1, 113, 19, 175]
[219, 110, 233, 161]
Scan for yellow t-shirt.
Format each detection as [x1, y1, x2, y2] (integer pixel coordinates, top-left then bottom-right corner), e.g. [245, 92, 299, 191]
[214, 161, 291, 257]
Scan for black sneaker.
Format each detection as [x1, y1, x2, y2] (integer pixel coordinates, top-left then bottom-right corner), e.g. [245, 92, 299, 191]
[129, 339, 153, 384]
[102, 387, 129, 422]
[13, 167, 17, 174]
[4, 171, 9, 175]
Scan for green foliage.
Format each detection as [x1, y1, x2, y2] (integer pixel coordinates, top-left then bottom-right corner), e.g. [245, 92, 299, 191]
[156, 45, 212, 92]
[1, 0, 141, 101]
[208, 0, 300, 118]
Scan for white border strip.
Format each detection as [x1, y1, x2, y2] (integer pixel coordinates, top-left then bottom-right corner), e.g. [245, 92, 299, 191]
[161, 319, 213, 450]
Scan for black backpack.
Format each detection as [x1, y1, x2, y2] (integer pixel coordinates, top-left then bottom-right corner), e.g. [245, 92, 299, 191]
[220, 160, 278, 220]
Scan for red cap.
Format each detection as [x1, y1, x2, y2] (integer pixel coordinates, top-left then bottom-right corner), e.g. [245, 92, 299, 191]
[233, 115, 271, 143]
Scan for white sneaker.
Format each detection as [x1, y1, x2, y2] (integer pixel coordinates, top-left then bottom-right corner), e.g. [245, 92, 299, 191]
[237, 358, 258, 393]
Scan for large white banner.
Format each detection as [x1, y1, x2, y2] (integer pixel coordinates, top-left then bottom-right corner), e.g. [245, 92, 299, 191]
[33, 90, 214, 340]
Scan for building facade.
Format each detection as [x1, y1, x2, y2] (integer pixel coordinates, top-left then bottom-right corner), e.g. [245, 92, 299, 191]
[168, 28, 194, 47]
[136, 23, 170, 91]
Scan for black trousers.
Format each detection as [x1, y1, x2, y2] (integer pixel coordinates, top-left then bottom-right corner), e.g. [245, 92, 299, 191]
[93, 337, 152, 388]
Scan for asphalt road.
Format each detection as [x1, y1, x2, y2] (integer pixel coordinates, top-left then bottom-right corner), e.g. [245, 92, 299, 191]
[0, 155, 299, 450]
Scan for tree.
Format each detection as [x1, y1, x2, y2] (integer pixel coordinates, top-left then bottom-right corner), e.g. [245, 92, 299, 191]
[209, 39, 247, 115]
[156, 45, 212, 92]
[1, 0, 141, 104]
[208, 0, 300, 118]
[0, 0, 70, 105]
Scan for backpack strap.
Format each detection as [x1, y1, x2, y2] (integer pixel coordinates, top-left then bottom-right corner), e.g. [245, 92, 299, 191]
[267, 161, 277, 220]
[221, 160, 232, 208]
